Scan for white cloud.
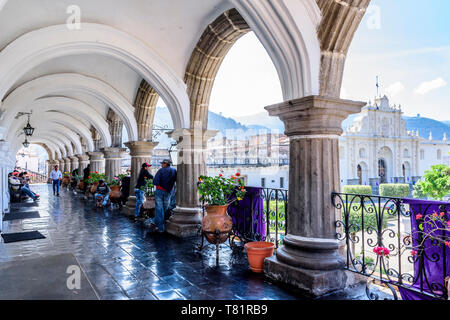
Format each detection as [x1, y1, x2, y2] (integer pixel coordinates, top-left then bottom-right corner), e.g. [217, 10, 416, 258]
[385, 81, 405, 98]
[414, 77, 447, 95]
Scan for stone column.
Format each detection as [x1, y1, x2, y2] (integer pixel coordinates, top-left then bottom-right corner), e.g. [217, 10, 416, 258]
[165, 127, 218, 237]
[70, 156, 79, 173]
[123, 141, 158, 213]
[263, 96, 364, 297]
[77, 154, 90, 173]
[58, 159, 65, 173]
[87, 152, 105, 174]
[102, 147, 127, 180]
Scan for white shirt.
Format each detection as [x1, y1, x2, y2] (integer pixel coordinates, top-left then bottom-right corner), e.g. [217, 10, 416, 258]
[50, 170, 62, 180]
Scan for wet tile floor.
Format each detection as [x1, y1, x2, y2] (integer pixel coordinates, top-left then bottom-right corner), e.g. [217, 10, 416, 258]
[0, 185, 367, 300]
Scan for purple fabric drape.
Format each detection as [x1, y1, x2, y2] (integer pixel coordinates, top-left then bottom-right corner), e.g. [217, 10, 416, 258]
[399, 198, 449, 300]
[227, 186, 266, 241]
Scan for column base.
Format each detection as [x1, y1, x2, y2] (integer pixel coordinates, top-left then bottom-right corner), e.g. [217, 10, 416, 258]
[263, 234, 347, 297]
[264, 256, 347, 298]
[123, 196, 137, 217]
[165, 206, 203, 238]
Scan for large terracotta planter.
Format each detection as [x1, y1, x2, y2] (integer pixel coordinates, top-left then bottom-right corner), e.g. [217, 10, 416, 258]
[202, 205, 233, 244]
[244, 241, 275, 273]
[62, 177, 70, 186]
[143, 196, 155, 210]
[109, 185, 121, 199]
[90, 182, 98, 194]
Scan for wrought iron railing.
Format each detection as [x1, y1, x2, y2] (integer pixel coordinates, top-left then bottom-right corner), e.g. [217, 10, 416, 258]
[332, 192, 449, 300]
[229, 187, 287, 248]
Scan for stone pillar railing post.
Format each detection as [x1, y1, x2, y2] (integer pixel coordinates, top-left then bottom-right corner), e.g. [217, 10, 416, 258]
[263, 96, 365, 297]
[87, 152, 105, 174]
[123, 141, 158, 213]
[101, 147, 127, 180]
[77, 154, 90, 173]
[165, 127, 218, 237]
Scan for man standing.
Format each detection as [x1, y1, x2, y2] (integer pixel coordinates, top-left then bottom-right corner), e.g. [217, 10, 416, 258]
[134, 162, 153, 221]
[50, 165, 62, 196]
[149, 159, 177, 233]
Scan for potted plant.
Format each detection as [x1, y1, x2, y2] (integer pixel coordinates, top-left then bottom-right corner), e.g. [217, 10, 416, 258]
[141, 178, 155, 214]
[62, 172, 71, 187]
[197, 172, 246, 244]
[109, 176, 121, 201]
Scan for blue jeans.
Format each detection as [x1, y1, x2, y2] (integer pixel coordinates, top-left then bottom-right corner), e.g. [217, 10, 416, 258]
[52, 179, 60, 194]
[134, 189, 145, 217]
[21, 186, 36, 200]
[154, 189, 170, 232]
[95, 193, 109, 206]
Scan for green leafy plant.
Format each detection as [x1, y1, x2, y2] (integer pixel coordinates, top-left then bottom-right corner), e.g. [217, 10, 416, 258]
[414, 164, 450, 200]
[109, 176, 121, 186]
[198, 172, 246, 206]
[343, 185, 373, 203]
[86, 172, 107, 184]
[379, 184, 411, 198]
[140, 178, 154, 197]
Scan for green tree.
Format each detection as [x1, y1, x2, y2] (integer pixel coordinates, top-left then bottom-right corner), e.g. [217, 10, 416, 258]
[414, 164, 450, 200]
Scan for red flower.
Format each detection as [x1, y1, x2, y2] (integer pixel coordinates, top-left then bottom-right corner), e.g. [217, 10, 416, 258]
[219, 174, 223, 177]
[88, 176, 91, 179]
[446, 241, 450, 248]
[440, 212, 445, 217]
[96, 171, 98, 174]
[433, 212, 438, 218]
[416, 214, 423, 220]
[235, 172, 241, 177]
[411, 250, 417, 256]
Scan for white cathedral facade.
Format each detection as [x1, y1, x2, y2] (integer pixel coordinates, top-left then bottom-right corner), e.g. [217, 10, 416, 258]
[339, 96, 450, 191]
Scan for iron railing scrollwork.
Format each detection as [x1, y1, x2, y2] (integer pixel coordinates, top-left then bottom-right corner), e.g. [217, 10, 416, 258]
[332, 192, 449, 300]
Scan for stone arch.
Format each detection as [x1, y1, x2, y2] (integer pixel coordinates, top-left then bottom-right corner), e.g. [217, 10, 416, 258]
[34, 142, 53, 161]
[26, 138, 62, 160]
[378, 146, 393, 184]
[357, 161, 368, 185]
[185, 8, 251, 128]
[134, 80, 160, 141]
[0, 73, 136, 143]
[315, 0, 371, 97]
[0, 23, 190, 129]
[402, 161, 411, 181]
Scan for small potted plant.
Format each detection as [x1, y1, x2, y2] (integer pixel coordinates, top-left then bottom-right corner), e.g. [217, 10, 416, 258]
[142, 178, 155, 213]
[62, 172, 71, 187]
[109, 176, 121, 201]
[197, 172, 246, 244]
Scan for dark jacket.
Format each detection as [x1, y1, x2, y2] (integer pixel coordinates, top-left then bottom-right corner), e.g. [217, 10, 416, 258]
[153, 166, 177, 193]
[96, 184, 110, 195]
[83, 167, 90, 181]
[135, 169, 154, 189]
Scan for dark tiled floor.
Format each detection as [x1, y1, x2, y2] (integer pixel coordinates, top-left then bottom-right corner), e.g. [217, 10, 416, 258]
[0, 185, 367, 300]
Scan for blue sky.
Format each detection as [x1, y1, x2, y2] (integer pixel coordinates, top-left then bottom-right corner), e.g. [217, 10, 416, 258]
[209, 0, 450, 120]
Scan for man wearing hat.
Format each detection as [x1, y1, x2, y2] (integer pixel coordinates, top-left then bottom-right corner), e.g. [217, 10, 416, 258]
[149, 159, 177, 233]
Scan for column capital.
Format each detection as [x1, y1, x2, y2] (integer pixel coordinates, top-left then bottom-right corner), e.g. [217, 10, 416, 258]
[265, 95, 365, 136]
[101, 147, 127, 159]
[167, 128, 218, 148]
[76, 154, 89, 162]
[69, 156, 79, 161]
[124, 141, 158, 157]
[87, 151, 105, 160]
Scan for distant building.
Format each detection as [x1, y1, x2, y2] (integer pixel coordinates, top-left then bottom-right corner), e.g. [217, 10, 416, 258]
[339, 95, 449, 192]
[205, 96, 450, 192]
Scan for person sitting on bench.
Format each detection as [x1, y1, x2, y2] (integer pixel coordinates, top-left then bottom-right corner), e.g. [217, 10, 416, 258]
[94, 179, 110, 208]
[10, 172, 39, 202]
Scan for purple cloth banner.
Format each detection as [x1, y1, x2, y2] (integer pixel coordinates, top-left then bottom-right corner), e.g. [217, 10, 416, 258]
[227, 186, 266, 241]
[399, 198, 449, 300]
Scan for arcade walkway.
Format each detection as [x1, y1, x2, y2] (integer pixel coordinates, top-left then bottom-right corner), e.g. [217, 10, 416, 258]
[0, 185, 367, 300]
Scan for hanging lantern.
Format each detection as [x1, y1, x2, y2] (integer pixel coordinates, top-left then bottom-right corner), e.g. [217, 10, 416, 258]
[23, 138, 30, 148]
[23, 114, 35, 137]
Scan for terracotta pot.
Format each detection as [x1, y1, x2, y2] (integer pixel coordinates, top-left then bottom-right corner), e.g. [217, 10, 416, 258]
[62, 177, 70, 185]
[244, 241, 275, 273]
[90, 182, 98, 194]
[202, 205, 233, 244]
[109, 185, 121, 199]
[78, 181, 84, 190]
[143, 196, 155, 210]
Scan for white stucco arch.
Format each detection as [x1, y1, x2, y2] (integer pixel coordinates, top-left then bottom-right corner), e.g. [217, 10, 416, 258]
[7, 97, 111, 148]
[0, 73, 137, 143]
[231, 0, 321, 99]
[0, 23, 190, 129]
[18, 133, 69, 159]
[9, 113, 94, 153]
[26, 139, 62, 160]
